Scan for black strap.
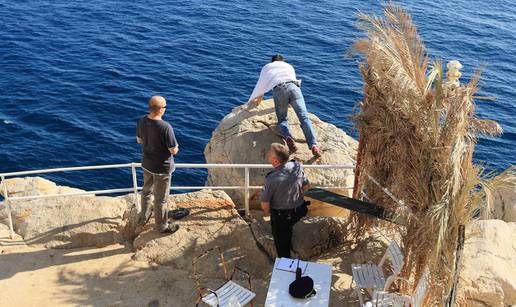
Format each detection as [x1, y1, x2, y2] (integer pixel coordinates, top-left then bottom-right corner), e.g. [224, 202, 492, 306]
[305, 188, 404, 225]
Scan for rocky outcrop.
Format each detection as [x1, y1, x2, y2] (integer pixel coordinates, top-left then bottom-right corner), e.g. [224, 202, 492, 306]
[0, 177, 273, 282]
[0, 176, 89, 221]
[491, 188, 516, 222]
[133, 190, 271, 278]
[0, 177, 133, 248]
[249, 210, 349, 259]
[460, 220, 516, 306]
[5, 195, 130, 248]
[204, 99, 357, 208]
[292, 215, 349, 258]
[0, 176, 87, 198]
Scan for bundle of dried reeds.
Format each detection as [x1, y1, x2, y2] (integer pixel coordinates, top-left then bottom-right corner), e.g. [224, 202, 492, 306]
[349, 3, 502, 304]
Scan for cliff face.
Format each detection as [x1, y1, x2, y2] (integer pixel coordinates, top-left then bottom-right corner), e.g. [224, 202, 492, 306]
[459, 220, 516, 306]
[0, 177, 270, 276]
[0, 180, 274, 305]
[204, 99, 358, 209]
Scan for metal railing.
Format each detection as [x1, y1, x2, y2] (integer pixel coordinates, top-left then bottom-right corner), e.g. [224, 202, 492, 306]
[0, 162, 355, 239]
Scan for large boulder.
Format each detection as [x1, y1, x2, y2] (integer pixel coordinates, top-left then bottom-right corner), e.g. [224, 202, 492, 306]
[0, 176, 134, 248]
[248, 210, 349, 259]
[459, 219, 516, 306]
[0, 176, 86, 198]
[0, 176, 89, 221]
[204, 99, 358, 208]
[133, 190, 271, 280]
[6, 195, 131, 248]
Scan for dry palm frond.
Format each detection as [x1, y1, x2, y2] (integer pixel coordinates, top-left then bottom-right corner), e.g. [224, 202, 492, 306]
[469, 119, 503, 136]
[348, 2, 502, 304]
[473, 166, 516, 219]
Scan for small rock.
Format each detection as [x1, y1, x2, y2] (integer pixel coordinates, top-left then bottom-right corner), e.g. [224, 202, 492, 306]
[248, 210, 349, 259]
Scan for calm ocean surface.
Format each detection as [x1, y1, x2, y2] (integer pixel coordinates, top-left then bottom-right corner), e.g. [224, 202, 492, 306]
[0, 0, 514, 192]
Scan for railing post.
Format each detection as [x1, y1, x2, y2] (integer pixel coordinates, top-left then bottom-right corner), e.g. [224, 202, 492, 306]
[1, 176, 15, 239]
[131, 163, 140, 213]
[244, 167, 250, 216]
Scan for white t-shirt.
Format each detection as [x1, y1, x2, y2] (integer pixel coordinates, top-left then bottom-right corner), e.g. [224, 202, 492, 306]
[248, 61, 298, 102]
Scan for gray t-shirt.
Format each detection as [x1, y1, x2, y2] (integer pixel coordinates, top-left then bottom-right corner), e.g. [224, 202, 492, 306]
[137, 116, 178, 174]
[261, 161, 306, 210]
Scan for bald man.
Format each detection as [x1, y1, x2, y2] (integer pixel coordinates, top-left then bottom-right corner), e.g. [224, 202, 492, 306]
[136, 96, 179, 233]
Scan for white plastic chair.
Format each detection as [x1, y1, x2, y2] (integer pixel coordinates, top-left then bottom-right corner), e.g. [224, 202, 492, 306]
[368, 270, 429, 307]
[193, 247, 256, 307]
[351, 241, 404, 306]
[201, 280, 256, 307]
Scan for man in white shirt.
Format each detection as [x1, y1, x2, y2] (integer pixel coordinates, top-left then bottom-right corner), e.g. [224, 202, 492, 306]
[249, 54, 322, 158]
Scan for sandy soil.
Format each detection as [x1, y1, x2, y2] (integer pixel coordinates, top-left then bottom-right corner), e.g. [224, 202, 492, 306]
[1, 226, 386, 307]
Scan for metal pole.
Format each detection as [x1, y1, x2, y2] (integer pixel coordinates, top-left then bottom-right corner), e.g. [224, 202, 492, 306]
[446, 224, 465, 306]
[131, 163, 140, 213]
[352, 129, 364, 199]
[244, 167, 250, 216]
[1, 176, 15, 239]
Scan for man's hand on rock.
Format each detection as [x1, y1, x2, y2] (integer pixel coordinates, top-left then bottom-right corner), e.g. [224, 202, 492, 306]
[251, 95, 263, 106]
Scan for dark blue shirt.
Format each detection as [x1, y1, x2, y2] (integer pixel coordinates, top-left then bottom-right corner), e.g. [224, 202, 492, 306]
[137, 116, 178, 174]
[261, 161, 306, 210]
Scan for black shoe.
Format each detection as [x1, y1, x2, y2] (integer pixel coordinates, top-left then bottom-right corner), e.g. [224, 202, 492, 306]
[158, 223, 180, 234]
[168, 208, 190, 220]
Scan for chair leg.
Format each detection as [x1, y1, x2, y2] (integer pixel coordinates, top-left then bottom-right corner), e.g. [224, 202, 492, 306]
[356, 288, 365, 307]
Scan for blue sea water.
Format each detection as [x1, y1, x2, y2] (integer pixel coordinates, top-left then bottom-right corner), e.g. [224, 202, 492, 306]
[0, 0, 514, 192]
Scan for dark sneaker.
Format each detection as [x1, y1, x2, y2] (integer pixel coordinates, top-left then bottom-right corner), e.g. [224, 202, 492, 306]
[285, 137, 298, 154]
[311, 145, 322, 158]
[168, 208, 190, 220]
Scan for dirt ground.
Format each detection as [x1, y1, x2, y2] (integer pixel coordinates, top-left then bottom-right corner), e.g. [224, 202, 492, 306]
[0, 226, 387, 307]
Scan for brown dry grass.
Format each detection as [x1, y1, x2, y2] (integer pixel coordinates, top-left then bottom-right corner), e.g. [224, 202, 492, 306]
[348, 3, 502, 304]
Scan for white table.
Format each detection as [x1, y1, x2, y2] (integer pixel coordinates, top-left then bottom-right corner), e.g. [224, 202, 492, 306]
[265, 258, 332, 307]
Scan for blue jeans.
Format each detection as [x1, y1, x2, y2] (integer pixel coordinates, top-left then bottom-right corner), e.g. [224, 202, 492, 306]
[272, 83, 317, 148]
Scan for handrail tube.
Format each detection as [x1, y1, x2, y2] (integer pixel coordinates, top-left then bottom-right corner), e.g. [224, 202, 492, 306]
[0, 162, 357, 239]
[244, 167, 250, 215]
[7, 188, 136, 201]
[248, 186, 354, 189]
[0, 163, 355, 178]
[1, 175, 15, 239]
[0, 163, 134, 177]
[5, 184, 356, 202]
[131, 163, 140, 212]
[172, 186, 246, 190]
[173, 163, 355, 169]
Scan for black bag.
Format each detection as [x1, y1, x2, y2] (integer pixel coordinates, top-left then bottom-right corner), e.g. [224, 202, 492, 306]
[293, 201, 310, 223]
[289, 267, 316, 299]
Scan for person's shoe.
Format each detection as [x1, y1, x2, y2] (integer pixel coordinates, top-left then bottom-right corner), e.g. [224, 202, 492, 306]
[311, 145, 322, 158]
[157, 223, 180, 234]
[285, 137, 298, 154]
[168, 208, 190, 220]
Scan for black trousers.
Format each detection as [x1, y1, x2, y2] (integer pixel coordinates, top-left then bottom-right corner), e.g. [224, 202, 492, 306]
[270, 210, 297, 258]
